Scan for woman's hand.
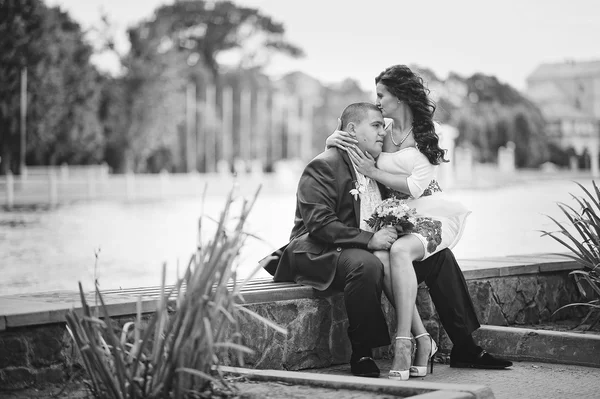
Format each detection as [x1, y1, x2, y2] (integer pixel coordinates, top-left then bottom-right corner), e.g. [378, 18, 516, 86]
[325, 118, 358, 150]
[347, 146, 377, 178]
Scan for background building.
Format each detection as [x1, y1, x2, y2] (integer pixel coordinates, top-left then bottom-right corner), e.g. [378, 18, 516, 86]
[526, 60, 600, 172]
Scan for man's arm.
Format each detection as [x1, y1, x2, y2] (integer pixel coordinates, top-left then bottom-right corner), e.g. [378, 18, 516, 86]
[297, 157, 374, 249]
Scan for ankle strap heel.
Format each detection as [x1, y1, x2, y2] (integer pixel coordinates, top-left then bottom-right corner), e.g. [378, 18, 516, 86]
[410, 333, 439, 377]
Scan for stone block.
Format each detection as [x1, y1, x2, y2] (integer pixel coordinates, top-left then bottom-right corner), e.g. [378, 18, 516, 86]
[255, 344, 285, 370]
[329, 294, 346, 322]
[467, 280, 508, 326]
[238, 304, 282, 367]
[267, 301, 300, 326]
[29, 325, 66, 367]
[0, 335, 29, 369]
[437, 327, 452, 354]
[285, 299, 332, 370]
[416, 285, 436, 319]
[473, 326, 522, 358]
[0, 367, 36, 389]
[328, 294, 350, 364]
[474, 325, 600, 368]
[486, 300, 508, 326]
[35, 366, 65, 384]
[329, 318, 351, 364]
[517, 276, 538, 303]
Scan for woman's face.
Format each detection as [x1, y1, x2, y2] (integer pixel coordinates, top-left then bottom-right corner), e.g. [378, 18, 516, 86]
[375, 82, 400, 118]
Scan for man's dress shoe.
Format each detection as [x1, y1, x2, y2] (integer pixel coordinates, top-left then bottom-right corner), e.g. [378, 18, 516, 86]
[350, 356, 380, 378]
[450, 346, 513, 369]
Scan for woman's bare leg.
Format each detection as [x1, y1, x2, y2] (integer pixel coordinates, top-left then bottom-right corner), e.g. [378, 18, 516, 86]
[376, 247, 432, 365]
[373, 250, 394, 305]
[388, 235, 425, 371]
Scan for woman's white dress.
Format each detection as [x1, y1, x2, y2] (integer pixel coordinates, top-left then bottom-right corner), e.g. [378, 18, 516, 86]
[376, 147, 470, 260]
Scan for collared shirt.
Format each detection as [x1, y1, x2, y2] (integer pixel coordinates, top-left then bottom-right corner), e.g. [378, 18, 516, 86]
[351, 164, 382, 232]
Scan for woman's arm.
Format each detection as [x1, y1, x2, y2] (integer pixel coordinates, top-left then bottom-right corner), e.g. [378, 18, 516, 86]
[347, 148, 411, 193]
[325, 119, 358, 150]
[347, 147, 433, 198]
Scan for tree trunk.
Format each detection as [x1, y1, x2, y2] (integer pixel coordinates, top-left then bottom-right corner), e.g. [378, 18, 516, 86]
[0, 147, 13, 175]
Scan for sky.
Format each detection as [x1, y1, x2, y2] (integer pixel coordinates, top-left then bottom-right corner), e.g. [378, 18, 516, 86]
[46, 0, 600, 92]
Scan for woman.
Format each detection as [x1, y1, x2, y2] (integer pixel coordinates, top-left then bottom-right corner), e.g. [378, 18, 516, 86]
[326, 65, 470, 380]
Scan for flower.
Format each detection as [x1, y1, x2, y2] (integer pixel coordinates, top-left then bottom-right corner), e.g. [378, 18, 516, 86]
[350, 180, 366, 201]
[365, 198, 417, 232]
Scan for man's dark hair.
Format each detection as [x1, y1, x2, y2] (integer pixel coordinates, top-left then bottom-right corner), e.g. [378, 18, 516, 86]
[340, 102, 381, 131]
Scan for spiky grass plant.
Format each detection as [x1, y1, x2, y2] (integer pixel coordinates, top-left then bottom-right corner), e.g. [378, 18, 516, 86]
[65, 186, 286, 398]
[540, 181, 600, 329]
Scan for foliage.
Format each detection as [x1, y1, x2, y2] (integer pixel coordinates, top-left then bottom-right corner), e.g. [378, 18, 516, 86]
[540, 181, 600, 329]
[150, 0, 303, 79]
[0, 0, 104, 173]
[65, 186, 286, 398]
[410, 67, 551, 168]
[27, 6, 105, 166]
[99, 0, 303, 172]
[546, 143, 576, 168]
[0, 0, 45, 174]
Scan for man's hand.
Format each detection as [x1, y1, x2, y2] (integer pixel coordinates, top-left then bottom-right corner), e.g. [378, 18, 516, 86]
[367, 226, 397, 251]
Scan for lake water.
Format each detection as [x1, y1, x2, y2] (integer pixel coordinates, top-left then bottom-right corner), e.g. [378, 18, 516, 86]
[0, 175, 594, 295]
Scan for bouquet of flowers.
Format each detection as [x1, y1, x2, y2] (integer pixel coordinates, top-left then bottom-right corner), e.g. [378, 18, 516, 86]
[365, 198, 417, 233]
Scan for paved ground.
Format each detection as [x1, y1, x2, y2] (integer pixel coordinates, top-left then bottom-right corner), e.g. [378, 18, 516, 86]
[3, 360, 598, 399]
[310, 359, 600, 399]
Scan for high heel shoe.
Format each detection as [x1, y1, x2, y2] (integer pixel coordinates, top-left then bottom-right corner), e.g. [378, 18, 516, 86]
[409, 332, 438, 377]
[388, 336, 412, 381]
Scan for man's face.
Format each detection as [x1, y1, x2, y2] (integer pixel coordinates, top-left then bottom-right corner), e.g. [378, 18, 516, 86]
[351, 109, 386, 157]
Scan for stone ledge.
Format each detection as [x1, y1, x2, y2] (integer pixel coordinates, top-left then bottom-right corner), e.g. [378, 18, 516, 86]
[0, 297, 160, 330]
[461, 254, 579, 280]
[220, 366, 494, 399]
[0, 254, 580, 331]
[474, 325, 600, 367]
[0, 254, 589, 389]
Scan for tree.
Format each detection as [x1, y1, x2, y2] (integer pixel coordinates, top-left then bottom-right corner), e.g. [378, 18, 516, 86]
[0, 0, 104, 173]
[0, 0, 44, 174]
[27, 7, 104, 166]
[447, 73, 549, 167]
[150, 0, 304, 79]
[100, 0, 304, 172]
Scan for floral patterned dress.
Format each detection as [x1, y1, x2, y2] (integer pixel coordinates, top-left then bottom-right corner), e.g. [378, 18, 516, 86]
[376, 147, 470, 260]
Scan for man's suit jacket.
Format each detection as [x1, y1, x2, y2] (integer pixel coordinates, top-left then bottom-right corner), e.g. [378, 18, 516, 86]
[264, 148, 375, 290]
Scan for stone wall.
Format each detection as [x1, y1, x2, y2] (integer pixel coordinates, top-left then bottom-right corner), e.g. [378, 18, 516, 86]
[0, 324, 76, 389]
[0, 268, 581, 389]
[468, 273, 580, 326]
[238, 270, 580, 370]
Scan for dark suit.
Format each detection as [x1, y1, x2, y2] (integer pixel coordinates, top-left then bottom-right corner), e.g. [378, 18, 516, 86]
[266, 148, 373, 289]
[265, 147, 480, 350]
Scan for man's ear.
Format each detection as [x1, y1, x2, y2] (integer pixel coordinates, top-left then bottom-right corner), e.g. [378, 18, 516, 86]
[347, 122, 356, 134]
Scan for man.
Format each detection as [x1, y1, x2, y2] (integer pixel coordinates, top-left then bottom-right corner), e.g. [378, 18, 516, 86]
[265, 103, 511, 377]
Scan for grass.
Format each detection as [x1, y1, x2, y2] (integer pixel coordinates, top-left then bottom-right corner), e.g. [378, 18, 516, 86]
[64, 185, 286, 398]
[540, 181, 600, 329]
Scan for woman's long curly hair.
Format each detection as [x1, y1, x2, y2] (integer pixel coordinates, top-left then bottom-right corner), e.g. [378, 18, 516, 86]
[375, 65, 448, 165]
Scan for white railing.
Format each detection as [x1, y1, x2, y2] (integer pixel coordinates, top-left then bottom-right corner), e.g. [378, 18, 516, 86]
[21, 164, 110, 181]
[0, 161, 305, 209]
